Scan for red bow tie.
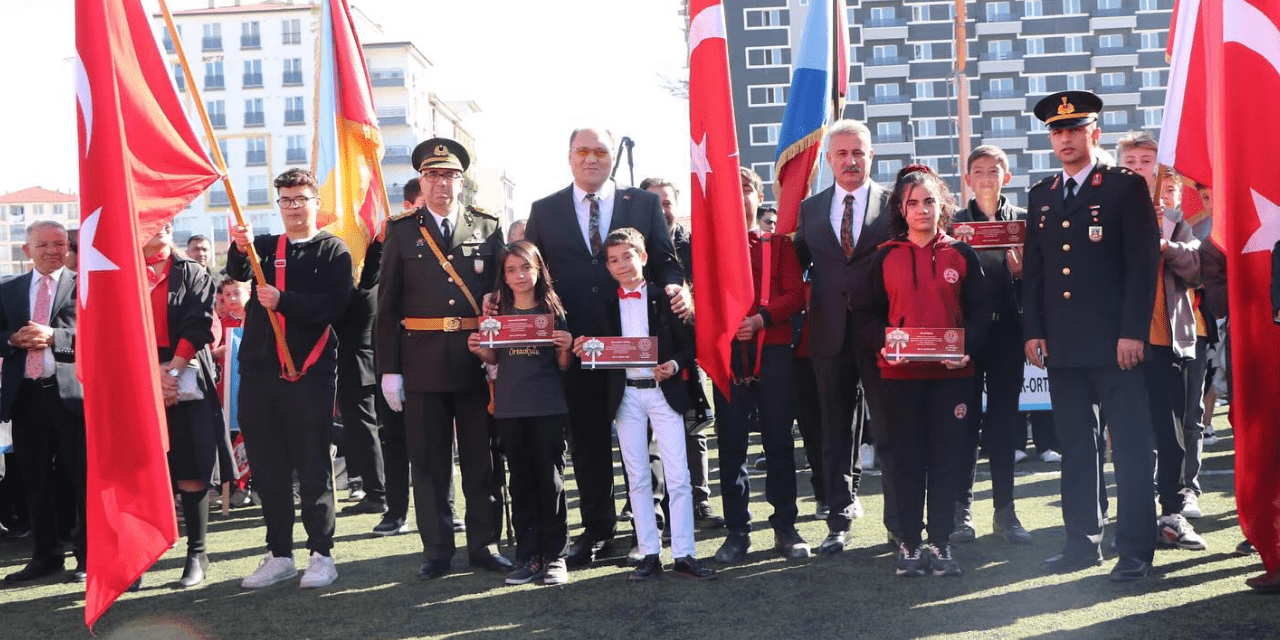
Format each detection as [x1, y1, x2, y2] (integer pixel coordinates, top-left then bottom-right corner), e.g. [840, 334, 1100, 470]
[617, 288, 642, 300]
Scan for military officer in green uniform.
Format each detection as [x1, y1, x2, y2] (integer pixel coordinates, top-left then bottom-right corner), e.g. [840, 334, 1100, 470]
[1022, 91, 1160, 582]
[376, 137, 511, 580]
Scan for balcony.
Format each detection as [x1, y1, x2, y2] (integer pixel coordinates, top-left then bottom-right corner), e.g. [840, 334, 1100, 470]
[866, 17, 907, 28]
[1096, 84, 1138, 94]
[210, 191, 229, 207]
[282, 71, 303, 86]
[243, 73, 263, 88]
[203, 75, 224, 90]
[866, 56, 909, 67]
[284, 110, 305, 125]
[370, 70, 405, 87]
[872, 133, 906, 144]
[244, 112, 265, 127]
[984, 11, 1016, 21]
[202, 37, 222, 52]
[383, 146, 410, 165]
[980, 51, 1016, 61]
[209, 113, 226, 129]
[981, 90, 1018, 100]
[246, 150, 266, 166]
[240, 35, 261, 49]
[247, 189, 270, 206]
[282, 32, 301, 45]
[867, 94, 910, 105]
[286, 148, 307, 164]
[1094, 7, 1129, 17]
[985, 129, 1027, 138]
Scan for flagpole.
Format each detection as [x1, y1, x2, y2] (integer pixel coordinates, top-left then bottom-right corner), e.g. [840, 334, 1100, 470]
[158, 0, 298, 377]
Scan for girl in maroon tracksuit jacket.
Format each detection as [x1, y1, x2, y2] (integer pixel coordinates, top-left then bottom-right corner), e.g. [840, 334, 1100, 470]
[858, 165, 991, 578]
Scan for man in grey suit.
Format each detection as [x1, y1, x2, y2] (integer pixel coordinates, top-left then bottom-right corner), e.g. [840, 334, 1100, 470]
[794, 120, 896, 553]
[0, 220, 86, 583]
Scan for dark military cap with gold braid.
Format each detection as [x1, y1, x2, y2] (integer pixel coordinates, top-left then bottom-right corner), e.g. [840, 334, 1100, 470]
[411, 137, 471, 173]
[1033, 91, 1103, 130]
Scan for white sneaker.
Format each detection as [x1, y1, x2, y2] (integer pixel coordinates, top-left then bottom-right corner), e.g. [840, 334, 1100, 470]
[1202, 432, 1220, 446]
[1013, 450, 1029, 464]
[241, 553, 297, 589]
[1039, 450, 1062, 463]
[859, 444, 877, 470]
[1181, 491, 1203, 519]
[299, 552, 338, 589]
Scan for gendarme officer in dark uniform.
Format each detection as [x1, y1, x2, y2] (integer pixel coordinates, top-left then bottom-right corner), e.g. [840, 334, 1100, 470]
[376, 137, 510, 580]
[1023, 91, 1160, 582]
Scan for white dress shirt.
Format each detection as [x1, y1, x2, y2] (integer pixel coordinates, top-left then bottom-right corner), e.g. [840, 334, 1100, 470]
[829, 181, 871, 248]
[26, 268, 62, 378]
[429, 206, 459, 243]
[618, 281, 651, 380]
[1061, 162, 1096, 202]
[573, 180, 616, 252]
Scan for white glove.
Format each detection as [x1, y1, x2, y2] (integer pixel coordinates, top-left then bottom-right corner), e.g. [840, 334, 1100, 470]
[381, 374, 405, 413]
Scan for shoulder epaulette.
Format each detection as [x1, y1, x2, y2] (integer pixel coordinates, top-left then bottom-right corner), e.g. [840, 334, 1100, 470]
[1029, 175, 1056, 191]
[467, 205, 496, 219]
[388, 208, 417, 222]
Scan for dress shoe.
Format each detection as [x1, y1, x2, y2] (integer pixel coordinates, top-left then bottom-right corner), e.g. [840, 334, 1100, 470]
[1040, 552, 1102, 574]
[469, 553, 514, 572]
[5, 559, 65, 583]
[714, 532, 751, 564]
[565, 535, 607, 568]
[629, 554, 662, 581]
[694, 502, 725, 530]
[993, 503, 1033, 544]
[178, 552, 209, 588]
[672, 556, 717, 580]
[341, 498, 388, 515]
[952, 503, 976, 543]
[418, 559, 452, 580]
[819, 530, 850, 555]
[1109, 557, 1151, 582]
[71, 560, 87, 583]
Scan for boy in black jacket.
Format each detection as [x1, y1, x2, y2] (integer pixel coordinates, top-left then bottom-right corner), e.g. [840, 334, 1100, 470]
[573, 228, 715, 582]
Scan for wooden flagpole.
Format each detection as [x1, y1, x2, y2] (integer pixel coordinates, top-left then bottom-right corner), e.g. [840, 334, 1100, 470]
[158, 0, 297, 377]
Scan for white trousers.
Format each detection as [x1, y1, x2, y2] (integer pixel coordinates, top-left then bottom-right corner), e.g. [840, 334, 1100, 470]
[615, 386, 694, 558]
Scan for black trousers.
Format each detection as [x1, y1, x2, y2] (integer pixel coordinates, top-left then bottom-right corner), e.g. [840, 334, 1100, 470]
[713, 345, 798, 534]
[1048, 365, 1156, 562]
[375, 389, 411, 521]
[11, 379, 85, 564]
[1180, 337, 1210, 495]
[793, 357, 824, 503]
[563, 367, 617, 542]
[498, 414, 568, 562]
[405, 388, 501, 561]
[1145, 345, 1187, 515]
[883, 376, 969, 547]
[238, 369, 337, 556]
[338, 377, 385, 504]
[959, 320, 1024, 510]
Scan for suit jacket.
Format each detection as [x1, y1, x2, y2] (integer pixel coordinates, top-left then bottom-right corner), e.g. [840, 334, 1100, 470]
[335, 239, 380, 387]
[599, 282, 694, 419]
[526, 184, 683, 337]
[794, 182, 891, 358]
[1022, 164, 1159, 369]
[0, 269, 84, 421]
[376, 206, 504, 393]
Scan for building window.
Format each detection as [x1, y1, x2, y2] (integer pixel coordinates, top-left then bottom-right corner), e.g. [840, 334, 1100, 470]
[1101, 72, 1126, 87]
[243, 60, 263, 88]
[247, 176, 269, 206]
[870, 44, 900, 65]
[915, 42, 933, 60]
[217, 139, 229, 164]
[202, 23, 221, 52]
[749, 123, 781, 146]
[162, 25, 178, 53]
[1067, 74, 1086, 90]
[986, 2, 1011, 21]
[871, 83, 902, 103]
[282, 18, 302, 45]
[989, 77, 1014, 97]
[244, 98, 264, 127]
[744, 8, 789, 29]
[916, 119, 937, 137]
[746, 46, 791, 68]
[875, 121, 904, 143]
[990, 116, 1017, 134]
[207, 100, 225, 129]
[1064, 36, 1084, 53]
[241, 21, 261, 49]
[875, 159, 902, 180]
[173, 64, 185, 92]
[285, 96, 305, 124]
[1098, 0, 1122, 9]
[210, 184, 229, 207]
[1140, 32, 1162, 50]
[1142, 70, 1162, 87]
[287, 135, 307, 164]
[1098, 34, 1124, 50]
[1144, 108, 1164, 126]
[751, 162, 775, 184]
[1024, 1, 1043, 17]
[53, 204, 64, 216]
[913, 4, 930, 21]
[1140, 0, 1159, 9]
[1028, 75, 1047, 94]
[1103, 111, 1129, 127]
[1032, 151, 1051, 171]
[869, 6, 898, 26]
[203, 60, 224, 90]
[246, 138, 267, 166]
[916, 81, 935, 99]
[1062, 0, 1082, 13]
[283, 58, 303, 86]
[987, 39, 1013, 60]
[748, 85, 788, 106]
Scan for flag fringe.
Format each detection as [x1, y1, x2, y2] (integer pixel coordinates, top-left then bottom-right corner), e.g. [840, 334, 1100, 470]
[774, 127, 827, 183]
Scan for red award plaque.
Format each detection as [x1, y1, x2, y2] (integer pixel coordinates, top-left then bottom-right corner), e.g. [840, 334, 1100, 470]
[478, 314, 555, 348]
[951, 220, 1026, 249]
[580, 336, 659, 370]
[884, 327, 965, 361]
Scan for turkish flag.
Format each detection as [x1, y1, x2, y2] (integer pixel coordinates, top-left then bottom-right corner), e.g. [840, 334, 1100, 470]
[688, 0, 753, 395]
[76, 0, 220, 628]
[1162, 0, 1280, 575]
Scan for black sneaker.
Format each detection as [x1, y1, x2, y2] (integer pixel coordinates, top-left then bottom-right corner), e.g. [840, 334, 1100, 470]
[895, 543, 929, 577]
[993, 503, 1033, 544]
[672, 556, 717, 580]
[929, 543, 962, 577]
[774, 528, 811, 559]
[505, 556, 545, 585]
[372, 516, 408, 536]
[952, 503, 976, 543]
[694, 502, 725, 529]
[715, 532, 751, 564]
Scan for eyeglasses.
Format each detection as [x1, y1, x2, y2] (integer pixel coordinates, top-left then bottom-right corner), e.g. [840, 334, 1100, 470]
[421, 171, 463, 184]
[277, 196, 318, 209]
[573, 147, 612, 160]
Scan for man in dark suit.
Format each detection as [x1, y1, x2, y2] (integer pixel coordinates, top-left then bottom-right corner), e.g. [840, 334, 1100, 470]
[795, 119, 895, 554]
[1023, 91, 1160, 582]
[0, 220, 86, 583]
[377, 137, 509, 580]
[524, 127, 688, 567]
[336, 231, 386, 516]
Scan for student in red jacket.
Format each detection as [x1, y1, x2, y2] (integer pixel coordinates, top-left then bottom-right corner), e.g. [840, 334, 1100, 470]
[857, 165, 990, 577]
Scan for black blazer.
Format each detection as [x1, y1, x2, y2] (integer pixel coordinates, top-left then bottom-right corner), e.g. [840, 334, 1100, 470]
[0, 269, 84, 421]
[526, 184, 684, 337]
[952, 196, 1027, 319]
[794, 182, 891, 357]
[598, 283, 694, 420]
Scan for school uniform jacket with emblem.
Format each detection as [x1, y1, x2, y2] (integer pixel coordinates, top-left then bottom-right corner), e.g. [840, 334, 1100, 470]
[377, 205, 504, 393]
[1022, 164, 1159, 369]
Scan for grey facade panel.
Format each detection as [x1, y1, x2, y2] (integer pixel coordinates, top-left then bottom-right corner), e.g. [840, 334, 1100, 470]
[1022, 17, 1091, 35]
[1024, 54, 1092, 74]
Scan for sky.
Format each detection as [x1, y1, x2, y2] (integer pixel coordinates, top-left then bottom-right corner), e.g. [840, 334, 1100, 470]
[0, 0, 694, 216]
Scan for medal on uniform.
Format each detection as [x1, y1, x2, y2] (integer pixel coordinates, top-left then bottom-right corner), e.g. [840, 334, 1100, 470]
[1089, 226, 1103, 242]
[1091, 172, 1102, 187]
[474, 257, 484, 274]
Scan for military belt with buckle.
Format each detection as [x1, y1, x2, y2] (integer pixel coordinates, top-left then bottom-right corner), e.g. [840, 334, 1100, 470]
[401, 317, 478, 332]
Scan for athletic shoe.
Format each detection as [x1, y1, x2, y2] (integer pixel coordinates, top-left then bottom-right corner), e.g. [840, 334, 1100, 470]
[859, 443, 877, 471]
[346, 479, 365, 503]
[1202, 432, 1219, 446]
[542, 558, 569, 586]
[895, 543, 930, 577]
[715, 532, 752, 564]
[1236, 540, 1257, 556]
[773, 528, 811, 559]
[505, 556, 545, 585]
[814, 501, 830, 520]
[1013, 450, 1029, 464]
[1158, 514, 1207, 550]
[929, 543, 962, 577]
[1039, 450, 1062, 463]
[1180, 491, 1202, 519]
[694, 502, 725, 529]
[241, 553, 297, 589]
[952, 503, 976, 543]
[850, 495, 865, 519]
[299, 552, 338, 589]
[373, 516, 409, 536]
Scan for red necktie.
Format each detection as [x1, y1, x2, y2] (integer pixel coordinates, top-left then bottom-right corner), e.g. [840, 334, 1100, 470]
[26, 274, 52, 379]
[617, 287, 641, 300]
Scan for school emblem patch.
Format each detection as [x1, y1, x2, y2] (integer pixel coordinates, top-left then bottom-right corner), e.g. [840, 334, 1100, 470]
[943, 267, 960, 284]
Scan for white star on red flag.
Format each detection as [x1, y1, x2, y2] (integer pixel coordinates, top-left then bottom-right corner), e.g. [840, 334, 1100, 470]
[76, 208, 119, 308]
